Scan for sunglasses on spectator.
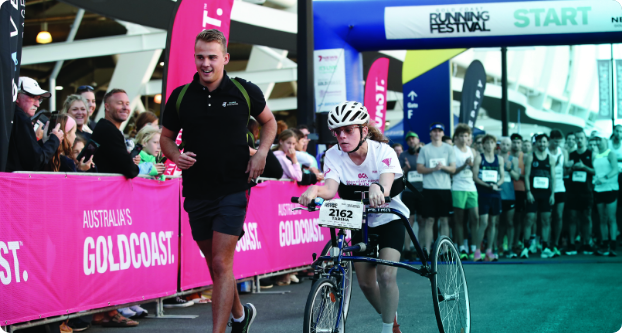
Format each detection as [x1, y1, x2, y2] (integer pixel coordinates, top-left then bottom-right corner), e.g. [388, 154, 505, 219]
[332, 125, 362, 137]
[76, 85, 95, 93]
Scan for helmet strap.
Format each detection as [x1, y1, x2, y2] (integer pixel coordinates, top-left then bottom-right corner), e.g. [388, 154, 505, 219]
[346, 127, 366, 154]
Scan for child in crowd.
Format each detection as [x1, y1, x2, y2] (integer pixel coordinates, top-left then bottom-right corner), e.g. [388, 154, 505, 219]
[135, 126, 166, 180]
[273, 129, 303, 182]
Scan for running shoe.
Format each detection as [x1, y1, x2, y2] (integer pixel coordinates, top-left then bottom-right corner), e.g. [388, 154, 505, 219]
[582, 244, 595, 255]
[595, 246, 610, 256]
[163, 297, 194, 308]
[67, 318, 90, 332]
[484, 250, 496, 262]
[230, 303, 257, 333]
[459, 249, 468, 260]
[540, 248, 555, 258]
[393, 315, 402, 333]
[506, 250, 518, 259]
[529, 238, 537, 254]
[552, 247, 561, 257]
[564, 244, 578, 255]
[609, 250, 617, 257]
[520, 248, 529, 259]
[473, 249, 483, 262]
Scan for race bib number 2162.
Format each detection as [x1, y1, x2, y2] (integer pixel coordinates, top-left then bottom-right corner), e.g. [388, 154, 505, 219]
[318, 199, 364, 230]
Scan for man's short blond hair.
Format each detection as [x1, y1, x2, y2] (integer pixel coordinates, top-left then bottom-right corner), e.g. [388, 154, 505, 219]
[195, 29, 227, 54]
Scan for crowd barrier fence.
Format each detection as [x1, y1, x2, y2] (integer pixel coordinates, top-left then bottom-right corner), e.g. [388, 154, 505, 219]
[0, 173, 328, 332]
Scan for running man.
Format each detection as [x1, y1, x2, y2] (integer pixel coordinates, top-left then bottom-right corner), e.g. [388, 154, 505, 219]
[589, 135, 618, 257]
[547, 129, 568, 257]
[298, 101, 407, 333]
[450, 124, 478, 260]
[400, 131, 423, 262]
[565, 131, 596, 255]
[473, 134, 505, 261]
[417, 123, 456, 255]
[510, 134, 527, 253]
[499, 137, 520, 258]
[161, 29, 277, 333]
[522, 134, 556, 259]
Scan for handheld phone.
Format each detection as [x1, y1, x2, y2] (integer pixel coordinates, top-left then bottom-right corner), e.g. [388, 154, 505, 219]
[77, 139, 100, 162]
[33, 114, 49, 133]
[130, 144, 143, 159]
[47, 114, 60, 135]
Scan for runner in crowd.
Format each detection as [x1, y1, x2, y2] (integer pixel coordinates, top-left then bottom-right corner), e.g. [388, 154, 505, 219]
[392, 143, 404, 156]
[547, 129, 568, 257]
[298, 101, 407, 333]
[417, 123, 456, 255]
[566, 132, 577, 154]
[400, 131, 423, 262]
[522, 139, 532, 155]
[450, 124, 478, 260]
[442, 136, 453, 145]
[510, 134, 527, 254]
[565, 131, 596, 255]
[522, 134, 555, 259]
[474, 134, 484, 154]
[499, 137, 520, 258]
[160, 29, 277, 333]
[473, 134, 505, 261]
[589, 135, 618, 257]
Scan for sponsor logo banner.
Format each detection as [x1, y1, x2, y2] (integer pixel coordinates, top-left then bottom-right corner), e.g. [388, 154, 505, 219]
[616, 60, 622, 119]
[314, 49, 348, 112]
[459, 60, 487, 128]
[0, 174, 180, 325]
[597, 59, 612, 120]
[385, 1, 622, 40]
[180, 181, 331, 290]
[364, 58, 390, 133]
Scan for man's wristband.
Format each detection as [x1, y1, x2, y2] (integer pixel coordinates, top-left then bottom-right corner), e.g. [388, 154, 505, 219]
[371, 182, 385, 194]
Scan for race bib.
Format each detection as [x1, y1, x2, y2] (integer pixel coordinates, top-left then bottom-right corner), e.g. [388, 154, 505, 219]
[408, 171, 423, 183]
[482, 170, 498, 183]
[533, 177, 549, 189]
[504, 170, 511, 183]
[318, 199, 364, 230]
[429, 158, 446, 168]
[460, 169, 473, 178]
[572, 171, 587, 182]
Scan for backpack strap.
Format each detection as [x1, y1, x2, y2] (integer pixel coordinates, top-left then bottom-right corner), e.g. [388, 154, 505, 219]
[174, 83, 190, 149]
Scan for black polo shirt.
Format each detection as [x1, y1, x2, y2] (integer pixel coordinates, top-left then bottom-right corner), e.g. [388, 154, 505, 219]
[162, 71, 266, 199]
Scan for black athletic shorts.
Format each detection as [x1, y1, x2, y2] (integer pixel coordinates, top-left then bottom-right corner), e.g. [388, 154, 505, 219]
[567, 192, 594, 211]
[351, 219, 405, 258]
[554, 192, 566, 204]
[421, 189, 453, 218]
[526, 196, 552, 213]
[594, 191, 618, 205]
[183, 190, 250, 241]
[515, 191, 526, 211]
[402, 191, 422, 216]
[479, 196, 502, 216]
[502, 200, 515, 213]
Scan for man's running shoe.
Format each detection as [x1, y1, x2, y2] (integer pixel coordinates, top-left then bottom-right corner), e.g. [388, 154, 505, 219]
[163, 297, 194, 308]
[459, 249, 468, 260]
[582, 244, 594, 255]
[564, 244, 578, 255]
[595, 246, 610, 256]
[529, 238, 538, 254]
[473, 249, 483, 262]
[552, 247, 561, 257]
[393, 315, 402, 333]
[506, 250, 518, 259]
[230, 303, 257, 333]
[520, 248, 529, 259]
[540, 248, 554, 258]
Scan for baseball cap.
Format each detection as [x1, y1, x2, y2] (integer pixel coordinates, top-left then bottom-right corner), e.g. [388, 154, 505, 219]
[19, 77, 51, 98]
[405, 131, 418, 139]
[429, 123, 445, 132]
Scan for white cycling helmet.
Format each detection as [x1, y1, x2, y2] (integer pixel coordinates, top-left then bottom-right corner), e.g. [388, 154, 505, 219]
[327, 101, 369, 130]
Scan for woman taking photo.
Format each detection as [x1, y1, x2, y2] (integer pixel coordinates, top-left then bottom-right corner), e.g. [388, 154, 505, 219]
[298, 101, 408, 333]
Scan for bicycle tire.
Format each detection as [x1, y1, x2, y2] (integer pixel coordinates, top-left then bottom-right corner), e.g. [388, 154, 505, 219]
[430, 236, 471, 333]
[313, 239, 353, 331]
[303, 278, 343, 333]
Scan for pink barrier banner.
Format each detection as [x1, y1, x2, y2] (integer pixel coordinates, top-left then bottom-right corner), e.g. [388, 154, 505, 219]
[181, 181, 331, 290]
[0, 174, 180, 325]
[364, 57, 390, 133]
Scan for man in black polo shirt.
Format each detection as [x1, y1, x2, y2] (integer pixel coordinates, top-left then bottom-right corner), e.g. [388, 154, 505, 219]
[161, 29, 276, 333]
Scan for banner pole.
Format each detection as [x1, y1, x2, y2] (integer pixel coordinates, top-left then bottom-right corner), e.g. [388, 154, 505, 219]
[612, 43, 616, 132]
[501, 47, 509, 137]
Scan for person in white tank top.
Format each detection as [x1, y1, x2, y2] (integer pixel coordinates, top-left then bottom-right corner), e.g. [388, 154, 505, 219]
[546, 130, 569, 257]
[451, 124, 479, 259]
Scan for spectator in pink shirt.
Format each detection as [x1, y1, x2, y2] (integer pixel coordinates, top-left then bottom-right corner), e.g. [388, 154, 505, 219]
[273, 129, 303, 182]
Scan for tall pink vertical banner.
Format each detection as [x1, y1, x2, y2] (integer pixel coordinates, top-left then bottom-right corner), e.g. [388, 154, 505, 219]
[364, 57, 390, 133]
[0, 174, 180, 325]
[162, 0, 234, 176]
[181, 181, 331, 290]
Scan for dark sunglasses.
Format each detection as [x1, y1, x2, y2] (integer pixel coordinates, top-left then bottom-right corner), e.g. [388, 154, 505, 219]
[76, 85, 95, 93]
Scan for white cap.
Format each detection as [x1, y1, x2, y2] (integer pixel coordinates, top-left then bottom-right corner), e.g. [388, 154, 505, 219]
[18, 77, 51, 98]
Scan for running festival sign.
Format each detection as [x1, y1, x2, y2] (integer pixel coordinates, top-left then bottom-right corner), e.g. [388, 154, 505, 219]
[385, 0, 622, 40]
[162, 0, 234, 175]
[364, 57, 389, 133]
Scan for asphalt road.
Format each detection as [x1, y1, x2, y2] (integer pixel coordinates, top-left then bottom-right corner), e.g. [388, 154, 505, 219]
[85, 255, 622, 333]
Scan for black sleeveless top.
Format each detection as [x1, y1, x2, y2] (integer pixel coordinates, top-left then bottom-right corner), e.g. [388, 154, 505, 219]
[530, 152, 552, 198]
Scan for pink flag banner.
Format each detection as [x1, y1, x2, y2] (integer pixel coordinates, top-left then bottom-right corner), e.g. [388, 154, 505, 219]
[162, 0, 234, 176]
[181, 181, 331, 290]
[364, 57, 390, 133]
[0, 174, 180, 325]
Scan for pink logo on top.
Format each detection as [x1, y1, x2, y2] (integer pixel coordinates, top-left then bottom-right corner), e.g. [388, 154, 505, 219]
[382, 158, 391, 167]
[358, 173, 368, 179]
